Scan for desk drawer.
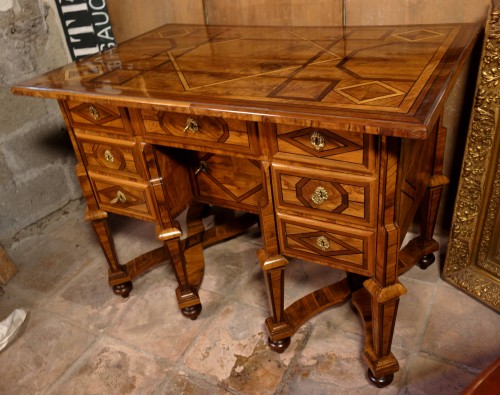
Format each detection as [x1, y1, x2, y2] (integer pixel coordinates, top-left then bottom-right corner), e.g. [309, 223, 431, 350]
[66, 100, 131, 135]
[192, 153, 263, 213]
[272, 163, 377, 227]
[76, 132, 144, 178]
[277, 214, 374, 276]
[89, 172, 156, 221]
[276, 124, 376, 173]
[140, 110, 258, 154]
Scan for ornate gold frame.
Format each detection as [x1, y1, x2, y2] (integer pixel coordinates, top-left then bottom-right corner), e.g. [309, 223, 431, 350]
[443, 0, 500, 312]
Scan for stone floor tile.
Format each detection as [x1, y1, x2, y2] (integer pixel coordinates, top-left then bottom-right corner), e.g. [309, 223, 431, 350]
[421, 282, 500, 370]
[0, 309, 96, 394]
[286, 324, 408, 392]
[183, 301, 304, 395]
[403, 354, 478, 395]
[45, 260, 137, 332]
[156, 369, 232, 395]
[109, 280, 222, 362]
[391, 279, 435, 351]
[46, 337, 171, 395]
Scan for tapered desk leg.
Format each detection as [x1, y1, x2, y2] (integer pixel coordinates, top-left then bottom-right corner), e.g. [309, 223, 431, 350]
[89, 211, 133, 298]
[259, 161, 294, 352]
[159, 226, 203, 320]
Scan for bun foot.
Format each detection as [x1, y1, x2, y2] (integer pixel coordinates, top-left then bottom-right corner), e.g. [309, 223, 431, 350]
[367, 369, 394, 388]
[181, 304, 202, 320]
[268, 337, 291, 353]
[112, 281, 133, 298]
[418, 253, 435, 270]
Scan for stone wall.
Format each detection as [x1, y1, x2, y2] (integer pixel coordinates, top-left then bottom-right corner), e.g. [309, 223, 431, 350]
[0, 0, 79, 246]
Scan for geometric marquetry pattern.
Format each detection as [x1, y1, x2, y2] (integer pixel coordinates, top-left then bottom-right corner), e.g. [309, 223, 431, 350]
[44, 24, 460, 115]
[289, 230, 362, 258]
[93, 144, 126, 171]
[335, 81, 405, 104]
[392, 29, 445, 42]
[279, 127, 363, 158]
[99, 185, 146, 208]
[196, 154, 263, 207]
[72, 102, 121, 125]
[296, 178, 348, 213]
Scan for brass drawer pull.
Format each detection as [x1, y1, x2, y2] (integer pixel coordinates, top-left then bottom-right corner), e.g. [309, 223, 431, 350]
[310, 131, 325, 151]
[89, 105, 100, 120]
[110, 190, 127, 204]
[194, 161, 208, 175]
[311, 186, 329, 205]
[104, 149, 114, 163]
[316, 236, 330, 251]
[183, 117, 199, 133]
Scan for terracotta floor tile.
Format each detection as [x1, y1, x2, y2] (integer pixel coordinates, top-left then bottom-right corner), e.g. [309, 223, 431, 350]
[109, 281, 222, 362]
[421, 282, 500, 370]
[404, 354, 478, 395]
[183, 301, 304, 395]
[283, 324, 408, 394]
[157, 369, 233, 395]
[0, 310, 96, 394]
[46, 337, 171, 394]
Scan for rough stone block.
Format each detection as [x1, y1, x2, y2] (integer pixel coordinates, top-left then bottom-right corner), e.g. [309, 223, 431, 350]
[0, 163, 80, 245]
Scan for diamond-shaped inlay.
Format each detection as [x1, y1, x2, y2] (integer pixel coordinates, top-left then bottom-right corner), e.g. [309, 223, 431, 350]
[280, 127, 363, 158]
[296, 179, 348, 213]
[64, 64, 104, 81]
[392, 29, 445, 42]
[72, 103, 121, 125]
[291, 231, 362, 257]
[335, 81, 404, 104]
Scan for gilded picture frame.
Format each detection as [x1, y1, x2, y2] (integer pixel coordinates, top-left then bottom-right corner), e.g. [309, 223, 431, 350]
[443, 0, 500, 312]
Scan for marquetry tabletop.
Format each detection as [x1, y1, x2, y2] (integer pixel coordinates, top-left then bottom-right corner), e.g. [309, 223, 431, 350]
[13, 23, 480, 137]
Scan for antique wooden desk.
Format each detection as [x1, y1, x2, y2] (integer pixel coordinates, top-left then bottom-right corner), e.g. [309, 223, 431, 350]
[13, 23, 480, 386]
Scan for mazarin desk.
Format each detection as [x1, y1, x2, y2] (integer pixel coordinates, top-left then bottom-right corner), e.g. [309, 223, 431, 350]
[12, 22, 480, 387]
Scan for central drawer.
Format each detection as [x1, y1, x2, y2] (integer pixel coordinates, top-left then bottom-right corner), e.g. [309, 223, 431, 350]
[139, 109, 259, 155]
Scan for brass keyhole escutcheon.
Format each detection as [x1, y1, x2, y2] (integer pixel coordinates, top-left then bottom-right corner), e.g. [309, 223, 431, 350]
[104, 149, 114, 163]
[89, 105, 100, 120]
[183, 117, 199, 133]
[311, 186, 329, 205]
[316, 236, 330, 251]
[110, 190, 127, 204]
[310, 131, 325, 151]
[194, 161, 208, 175]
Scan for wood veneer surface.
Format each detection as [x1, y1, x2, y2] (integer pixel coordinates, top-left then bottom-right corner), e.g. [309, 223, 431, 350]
[12, 23, 479, 137]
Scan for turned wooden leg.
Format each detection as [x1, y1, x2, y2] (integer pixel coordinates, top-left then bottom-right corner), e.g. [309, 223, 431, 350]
[363, 279, 407, 386]
[90, 215, 133, 298]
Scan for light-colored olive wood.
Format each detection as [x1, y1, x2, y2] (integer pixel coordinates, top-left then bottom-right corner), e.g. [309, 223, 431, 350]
[275, 124, 377, 174]
[276, 213, 375, 276]
[11, 21, 481, 387]
[272, 162, 378, 227]
[12, 24, 480, 139]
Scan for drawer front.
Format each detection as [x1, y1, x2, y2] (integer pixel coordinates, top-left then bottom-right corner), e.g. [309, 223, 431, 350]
[140, 109, 257, 154]
[277, 214, 375, 276]
[272, 163, 377, 227]
[67, 100, 130, 134]
[276, 124, 376, 173]
[89, 172, 156, 221]
[76, 132, 144, 178]
[193, 153, 263, 213]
